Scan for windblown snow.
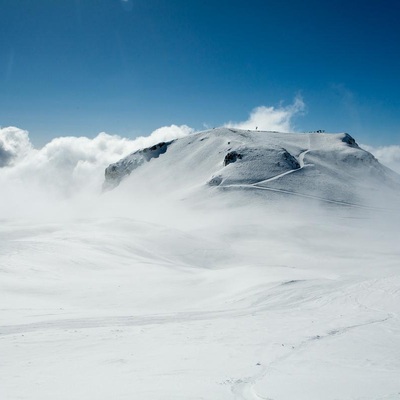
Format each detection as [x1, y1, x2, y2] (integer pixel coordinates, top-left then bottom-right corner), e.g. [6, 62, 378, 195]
[1, 128, 400, 400]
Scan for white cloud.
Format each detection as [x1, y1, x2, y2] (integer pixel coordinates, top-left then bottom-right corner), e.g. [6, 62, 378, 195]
[224, 96, 305, 132]
[0, 124, 194, 199]
[361, 144, 400, 174]
[135, 124, 194, 147]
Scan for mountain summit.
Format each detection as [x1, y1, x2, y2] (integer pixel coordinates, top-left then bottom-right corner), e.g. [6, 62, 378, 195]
[104, 128, 400, 207]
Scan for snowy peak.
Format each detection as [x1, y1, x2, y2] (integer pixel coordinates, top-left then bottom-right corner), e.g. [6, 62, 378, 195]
[104, 128, 400, 206]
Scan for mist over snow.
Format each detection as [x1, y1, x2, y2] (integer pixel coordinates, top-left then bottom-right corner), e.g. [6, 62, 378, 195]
[0, 124, 193, 217]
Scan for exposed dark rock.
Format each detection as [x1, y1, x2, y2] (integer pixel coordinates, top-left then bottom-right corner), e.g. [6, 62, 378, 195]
[341, 133, 358, 147]
[281, 148, 300, 169]
[224, 151, 242, 166]
[103, 141, 172, 191]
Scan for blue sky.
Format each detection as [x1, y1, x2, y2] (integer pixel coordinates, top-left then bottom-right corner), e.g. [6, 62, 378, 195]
[1, 0, 399, 146]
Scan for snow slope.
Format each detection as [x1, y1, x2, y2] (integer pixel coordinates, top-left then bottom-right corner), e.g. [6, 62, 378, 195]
[1, 128, 400, 400]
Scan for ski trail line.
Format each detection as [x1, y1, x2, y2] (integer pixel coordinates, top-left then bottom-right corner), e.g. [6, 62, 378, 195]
[231, 314, 393, 400]
[251, 149, 311, 187]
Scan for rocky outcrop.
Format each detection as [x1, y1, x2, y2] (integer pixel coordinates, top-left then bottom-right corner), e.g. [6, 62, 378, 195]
[223, 151, 242, 166]
[341, 133, 358, 147]
[103, 141, 172, 190]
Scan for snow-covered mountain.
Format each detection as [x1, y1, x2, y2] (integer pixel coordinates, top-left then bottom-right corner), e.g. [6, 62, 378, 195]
[104, 128, 400, 207]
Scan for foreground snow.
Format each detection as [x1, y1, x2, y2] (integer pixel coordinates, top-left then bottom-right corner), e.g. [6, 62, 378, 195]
[1, 199, 400, 399]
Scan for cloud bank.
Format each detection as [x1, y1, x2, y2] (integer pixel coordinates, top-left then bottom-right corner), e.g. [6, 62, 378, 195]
[0, 124, 193, 202]
[224, 97, 305, 132]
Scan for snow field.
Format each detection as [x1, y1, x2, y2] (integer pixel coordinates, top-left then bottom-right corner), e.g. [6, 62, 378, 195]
[1, 202, 400, 399]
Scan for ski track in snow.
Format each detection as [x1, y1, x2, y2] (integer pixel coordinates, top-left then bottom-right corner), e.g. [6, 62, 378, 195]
[228, 274, 400, 399]
[230, 314, 394, 400]
[223, 146, 387, 210]
[0, 309, 246, 336]
[2, 300, 390, 338]
[253, 149, 312, 187]
[224, 184, 379, 210]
